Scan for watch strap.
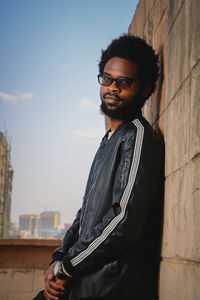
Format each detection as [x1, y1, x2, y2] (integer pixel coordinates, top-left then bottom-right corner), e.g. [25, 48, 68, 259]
[61, 262, 72, 278]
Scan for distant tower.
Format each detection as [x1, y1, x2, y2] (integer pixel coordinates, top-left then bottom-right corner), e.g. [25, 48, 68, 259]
[0, 132, 13, 238]
[19, 214, 40, 237]
[39, 211, 61, 238]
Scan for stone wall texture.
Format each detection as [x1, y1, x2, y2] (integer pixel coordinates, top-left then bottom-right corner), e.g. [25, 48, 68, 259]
[129, 0, 200, 299]
[0, 239, 61, 299]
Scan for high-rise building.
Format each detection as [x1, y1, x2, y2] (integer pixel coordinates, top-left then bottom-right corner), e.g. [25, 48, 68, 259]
[19, 211, 61, 238]
[19, 214, 40, 238]
[39, 211, 61, 238]
[0, 132, 13, 238]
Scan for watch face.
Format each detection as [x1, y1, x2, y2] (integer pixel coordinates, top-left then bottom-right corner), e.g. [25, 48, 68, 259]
[54, 262, 61, 276]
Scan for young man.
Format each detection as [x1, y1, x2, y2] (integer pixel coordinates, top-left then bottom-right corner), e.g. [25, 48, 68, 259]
[39, 34, 163, 300]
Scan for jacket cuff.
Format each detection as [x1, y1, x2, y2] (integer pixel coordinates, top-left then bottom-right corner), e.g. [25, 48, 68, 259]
[62, 255, 75, 277]
[52, 248, 66, 263]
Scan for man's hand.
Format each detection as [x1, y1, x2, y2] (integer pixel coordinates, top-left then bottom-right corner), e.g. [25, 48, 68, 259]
[44, 261, 67, 300]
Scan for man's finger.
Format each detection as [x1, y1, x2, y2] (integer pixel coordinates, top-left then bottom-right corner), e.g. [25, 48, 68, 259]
[45, 284, 64, 299]
[44, 289, 59, 300]
[48, 279, 65, 292]
[47, 272, 54, 280]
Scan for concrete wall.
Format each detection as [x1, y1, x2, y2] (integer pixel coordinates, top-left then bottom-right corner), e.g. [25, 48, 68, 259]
[0, 239, 61, 299]
[129, 0, 200, 299]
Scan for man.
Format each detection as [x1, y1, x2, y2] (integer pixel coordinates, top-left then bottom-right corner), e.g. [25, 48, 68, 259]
[38, 34, 163, 300]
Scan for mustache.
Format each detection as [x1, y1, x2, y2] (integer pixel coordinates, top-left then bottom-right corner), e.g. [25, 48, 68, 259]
[103, 92, 122, 102]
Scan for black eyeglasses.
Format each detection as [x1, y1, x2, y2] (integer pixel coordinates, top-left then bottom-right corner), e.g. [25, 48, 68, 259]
[98, 73, 140, 90]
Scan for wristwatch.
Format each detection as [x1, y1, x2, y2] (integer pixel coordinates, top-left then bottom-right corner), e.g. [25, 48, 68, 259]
[54, 261, 72, 279]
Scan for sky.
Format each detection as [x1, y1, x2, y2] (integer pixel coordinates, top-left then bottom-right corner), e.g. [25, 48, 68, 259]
[0, 0, 138, 226]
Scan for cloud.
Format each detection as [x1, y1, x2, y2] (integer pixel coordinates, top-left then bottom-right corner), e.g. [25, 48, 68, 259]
[72, 127, 105, 140]
[80, 98, 99, 109]
[0, 91, 34, 102]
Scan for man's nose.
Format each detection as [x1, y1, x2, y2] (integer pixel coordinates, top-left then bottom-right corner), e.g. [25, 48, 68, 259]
[108, 80, 120, 93]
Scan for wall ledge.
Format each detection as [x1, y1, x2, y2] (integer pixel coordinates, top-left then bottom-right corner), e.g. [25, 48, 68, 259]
[0, 238, 61, 247]
[0, 239, 62, 269]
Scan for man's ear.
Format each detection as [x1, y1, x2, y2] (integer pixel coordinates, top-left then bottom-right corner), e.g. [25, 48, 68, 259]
[141, 83, 152, 99]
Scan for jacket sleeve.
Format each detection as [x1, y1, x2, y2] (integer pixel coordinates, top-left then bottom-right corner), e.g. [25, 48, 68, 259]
[52, 208, 82, 262]
[61, 119, 163, 277]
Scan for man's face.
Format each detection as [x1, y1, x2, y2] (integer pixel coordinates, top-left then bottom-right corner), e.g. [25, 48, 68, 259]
[100, 57, 143, 120]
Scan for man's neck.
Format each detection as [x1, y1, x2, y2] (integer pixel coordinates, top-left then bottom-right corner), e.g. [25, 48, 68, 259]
[109, 118, 123, 131]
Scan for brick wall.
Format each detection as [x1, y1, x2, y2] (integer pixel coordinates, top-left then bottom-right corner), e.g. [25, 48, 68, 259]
[129, 0, 200, 299]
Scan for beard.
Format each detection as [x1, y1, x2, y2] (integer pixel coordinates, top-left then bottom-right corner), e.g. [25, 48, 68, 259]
[100, 91, 142, 121]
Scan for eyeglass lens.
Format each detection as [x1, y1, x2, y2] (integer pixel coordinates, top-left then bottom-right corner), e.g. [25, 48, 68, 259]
[98, 74, 134, 89]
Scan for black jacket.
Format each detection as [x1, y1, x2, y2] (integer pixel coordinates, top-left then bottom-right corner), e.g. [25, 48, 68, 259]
[52, 116, 164, 300]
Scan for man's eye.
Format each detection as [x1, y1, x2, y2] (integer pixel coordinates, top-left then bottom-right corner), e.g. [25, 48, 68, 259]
[120, 79, 129, 85]
[103, 75, 111, 83]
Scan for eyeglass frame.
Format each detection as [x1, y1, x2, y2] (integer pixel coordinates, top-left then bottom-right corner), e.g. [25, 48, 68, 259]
[97, 73, 141, 90]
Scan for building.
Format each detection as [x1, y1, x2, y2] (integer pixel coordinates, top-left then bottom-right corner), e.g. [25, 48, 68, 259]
[19, 211, 61, 238]
[9, 221, 21, 238]
[128, 0, 200, 298]
[0, 131, 13, 238]
[58, 222, 71, 239]
[39, 211, 61, 238]
[19, 214, 40, 238]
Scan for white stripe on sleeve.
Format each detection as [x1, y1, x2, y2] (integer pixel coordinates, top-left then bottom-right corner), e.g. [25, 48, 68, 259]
[71, 119, 144, 267]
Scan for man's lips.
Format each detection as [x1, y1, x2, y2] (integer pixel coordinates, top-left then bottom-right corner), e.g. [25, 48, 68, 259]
[103, 93, 122, 102]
